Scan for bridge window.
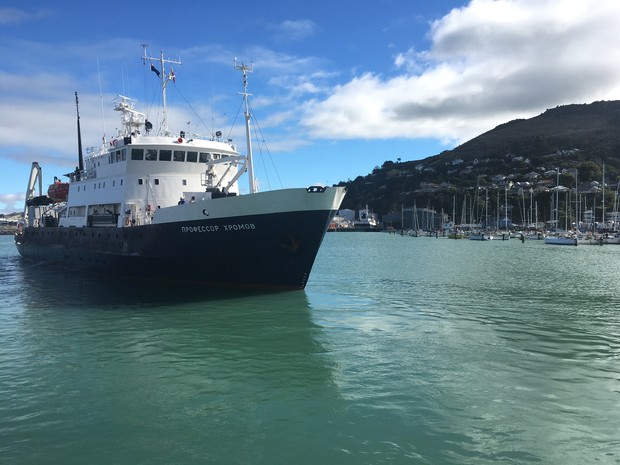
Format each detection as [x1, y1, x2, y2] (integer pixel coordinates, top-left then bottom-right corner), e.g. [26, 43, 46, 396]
[187, 151, 198, 162]
[199, 152, 210, 163]
[131, 149, 144, 160]
[173, 150, 185, 162]
[159, 150, 172, 161]
[145, 149, 157, 161]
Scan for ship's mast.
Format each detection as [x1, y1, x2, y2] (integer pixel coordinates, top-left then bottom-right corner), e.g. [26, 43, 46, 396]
[142, 45, 181, 136]
[75, 92, 84, 172]
[235, 59, 257, 194]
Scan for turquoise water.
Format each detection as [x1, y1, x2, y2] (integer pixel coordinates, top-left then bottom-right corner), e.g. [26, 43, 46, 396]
[1, 233, 619, 464]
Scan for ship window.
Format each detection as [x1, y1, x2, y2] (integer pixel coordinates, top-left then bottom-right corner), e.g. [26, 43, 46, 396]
[173, 150, 185, 162]
[199, 152, 210, 163]
[121, 149, 127, 161]
[131, 149, 144, 160]
[186, 151, 198, 162]
[154, 179, 160, 185]
[138, 179, 144, 185]
[115, 151, 122, 162]
[213, 153, 220, 159]
[159, 149, 172, 161]
[109, 154, 114, 164]
[145, 149, 157, 161]
[112, 181, 115, 187]
[182, 180, 187, 186]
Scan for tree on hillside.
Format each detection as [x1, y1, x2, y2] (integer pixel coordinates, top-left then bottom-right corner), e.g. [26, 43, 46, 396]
[578, 161, 602, 182]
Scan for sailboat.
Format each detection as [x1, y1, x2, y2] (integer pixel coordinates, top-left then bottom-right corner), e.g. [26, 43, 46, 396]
[544, 169, 576, 245]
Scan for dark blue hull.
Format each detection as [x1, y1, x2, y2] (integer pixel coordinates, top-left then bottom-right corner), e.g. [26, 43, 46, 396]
[15, 209, 337, 289]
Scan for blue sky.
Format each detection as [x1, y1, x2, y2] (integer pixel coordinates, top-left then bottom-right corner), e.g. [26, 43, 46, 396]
[1, 0, 620, 214]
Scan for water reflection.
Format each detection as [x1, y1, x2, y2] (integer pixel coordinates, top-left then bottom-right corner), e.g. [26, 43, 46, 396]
[1, 256, 348, 465]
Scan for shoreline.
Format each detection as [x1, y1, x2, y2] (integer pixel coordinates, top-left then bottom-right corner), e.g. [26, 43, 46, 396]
[0, 226, 17, 235]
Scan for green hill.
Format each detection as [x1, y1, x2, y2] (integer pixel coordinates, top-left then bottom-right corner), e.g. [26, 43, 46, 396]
[336, 100, 620, 226]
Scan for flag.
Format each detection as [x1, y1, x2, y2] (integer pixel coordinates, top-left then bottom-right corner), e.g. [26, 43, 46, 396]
[169, 67, 176, 83]
[150, 63, 160, 77]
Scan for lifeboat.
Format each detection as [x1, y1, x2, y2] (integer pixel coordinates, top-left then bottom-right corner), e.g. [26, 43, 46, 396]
[47, 181, 69, 202]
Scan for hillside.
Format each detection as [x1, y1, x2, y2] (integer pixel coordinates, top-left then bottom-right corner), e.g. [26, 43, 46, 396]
[336, 100, 620, 224]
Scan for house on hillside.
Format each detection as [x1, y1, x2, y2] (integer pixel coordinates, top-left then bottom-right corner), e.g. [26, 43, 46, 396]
[524, 172, 540, 182]
[416, 182, 439, 193]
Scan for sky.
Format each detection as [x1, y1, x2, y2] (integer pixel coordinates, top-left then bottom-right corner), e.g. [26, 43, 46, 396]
[1, 0, 620, 214]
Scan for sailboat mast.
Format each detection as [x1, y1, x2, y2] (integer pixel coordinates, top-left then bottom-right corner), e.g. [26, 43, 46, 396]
[555, 167, 560, 229]
[235, 59, 256, 194]
[485, 188, 488, 228]
[504, 184, 508, 229]
[602, 163, 606, 227]
[452, 195, 456, 226]
[575, 169, 578, 231]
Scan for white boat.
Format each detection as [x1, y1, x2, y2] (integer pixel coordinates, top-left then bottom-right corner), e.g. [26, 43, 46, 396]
[469, 231, 491, 241]
[14, 48, 346, 289]
[523, 232, 545, 240]
[352, 206, 379, 230]
[576, 234, 604, 245]
[491, 231, 511, 241]
[544, 233, 578, 246]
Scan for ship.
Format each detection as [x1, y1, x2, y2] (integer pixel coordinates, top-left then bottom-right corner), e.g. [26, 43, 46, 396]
[14, 47, 346, 290]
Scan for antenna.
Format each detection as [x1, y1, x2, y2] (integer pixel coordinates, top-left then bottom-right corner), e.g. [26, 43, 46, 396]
[141, 45, 181, 135]
[96, 57, 106, 144]
[234, 57, 253, 75]
[234, 58, 257, 193]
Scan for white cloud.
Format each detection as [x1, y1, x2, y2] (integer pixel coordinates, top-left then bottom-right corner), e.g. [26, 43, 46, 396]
[270, 19, 319, 41]
[0, 7, 51, 25]
[0, 193, 23, 213]
[302, 0, 620, 143]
